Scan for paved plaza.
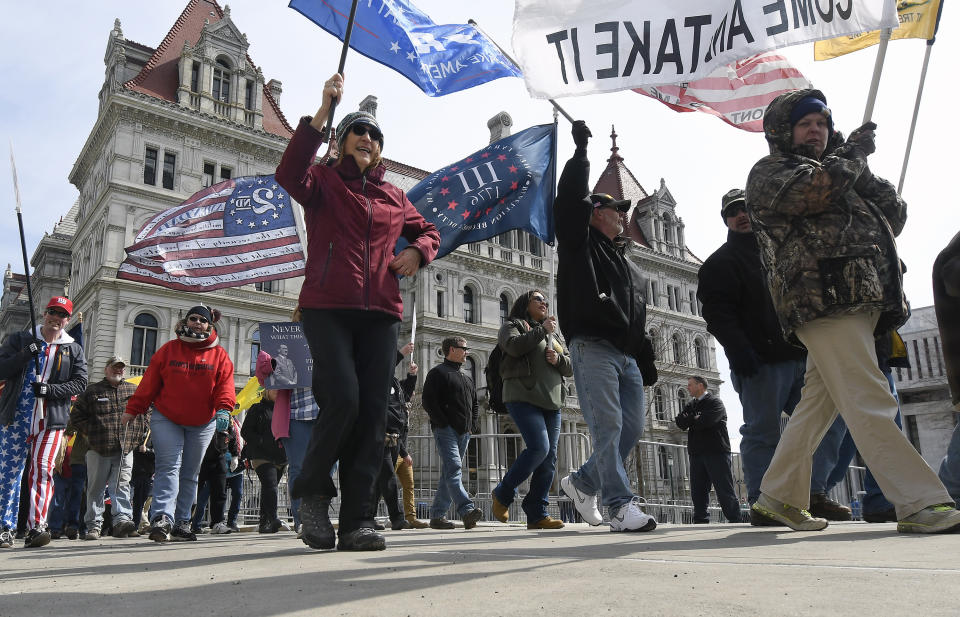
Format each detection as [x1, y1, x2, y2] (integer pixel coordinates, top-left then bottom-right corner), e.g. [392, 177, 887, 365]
[2, 521, 958, 616]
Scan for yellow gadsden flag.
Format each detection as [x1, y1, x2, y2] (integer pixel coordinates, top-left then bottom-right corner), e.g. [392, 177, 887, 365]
[815, 0, 943, 60]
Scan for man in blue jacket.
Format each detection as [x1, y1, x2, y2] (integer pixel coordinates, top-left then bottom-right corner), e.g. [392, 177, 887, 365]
[0, 296, 87, 549]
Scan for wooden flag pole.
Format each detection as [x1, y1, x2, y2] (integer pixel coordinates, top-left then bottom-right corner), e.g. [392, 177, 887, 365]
[325, 0, 362, 134]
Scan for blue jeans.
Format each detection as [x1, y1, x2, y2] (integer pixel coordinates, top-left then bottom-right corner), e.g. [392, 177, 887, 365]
[150, 412, 216, 524]
[939, 421, 960, 507]
[84, 450, 134, 529]
[48, 465, 86, 532]
[821, 367, 900, 514]
[281, 418, 316, 527]
[430, 426, 474, 518]
[568, 337, 646, 512]
[493, 402, 561, 521]
[731, 359, 805, 504]
[226, 473, 243, 526]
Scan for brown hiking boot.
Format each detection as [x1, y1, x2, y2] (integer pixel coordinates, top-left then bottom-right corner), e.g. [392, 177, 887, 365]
[527, 516, 564, 530]
[405, 517, 429, 529]
[809, 493, 852, 521]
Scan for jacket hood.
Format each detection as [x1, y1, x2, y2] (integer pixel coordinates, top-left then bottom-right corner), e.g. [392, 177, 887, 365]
[762, 88, 844, 158]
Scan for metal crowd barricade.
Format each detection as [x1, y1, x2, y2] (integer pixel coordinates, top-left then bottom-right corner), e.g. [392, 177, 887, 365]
[219, 432, 868, 527]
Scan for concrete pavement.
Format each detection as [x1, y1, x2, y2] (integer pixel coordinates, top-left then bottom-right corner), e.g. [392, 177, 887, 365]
[1, 521, 958, 616]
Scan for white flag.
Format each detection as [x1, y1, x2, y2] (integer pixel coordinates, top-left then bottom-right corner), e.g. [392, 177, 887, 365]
[512, 0, 897, 99]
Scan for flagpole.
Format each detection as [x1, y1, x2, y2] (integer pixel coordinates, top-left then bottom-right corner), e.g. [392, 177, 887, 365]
[548, 107, 559, 310]
[897, 40, 934, 194]
[862, 28, 892, 123]
[9, 144, 41, 375]
[325, 0, 361, 134]
[468, 19, 575, 124]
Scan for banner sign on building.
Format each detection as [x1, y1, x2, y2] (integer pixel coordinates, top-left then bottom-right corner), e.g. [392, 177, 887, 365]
[512, 0, 898, 98]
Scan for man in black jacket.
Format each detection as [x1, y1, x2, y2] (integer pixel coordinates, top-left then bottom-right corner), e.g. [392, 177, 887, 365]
[696, 189, 847, 524]
[676, 376, 742, 524]
[0, 296, 87, 549]
[554, 121, 657, 533]
[421, 337, 483, 530]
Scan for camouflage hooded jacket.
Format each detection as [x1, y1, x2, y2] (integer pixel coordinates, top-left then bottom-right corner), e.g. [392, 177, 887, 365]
[745, 89, 908, 344]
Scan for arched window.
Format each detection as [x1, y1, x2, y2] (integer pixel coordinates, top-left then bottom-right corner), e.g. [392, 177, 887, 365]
[499, 293, 509, 324]
[654, 387, 666, 421]
[672, 333, 684, 365]
[676, 388, 688, 417]
[694, 338, 708, 369]
[249, 330, 260, 376]
[463, 286, 476, 324]
[131, 313, 158, 367]
[213, 59, 231, 101]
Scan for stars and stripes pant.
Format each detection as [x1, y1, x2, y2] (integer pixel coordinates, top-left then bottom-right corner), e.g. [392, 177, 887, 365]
[0, 399, 64, 531]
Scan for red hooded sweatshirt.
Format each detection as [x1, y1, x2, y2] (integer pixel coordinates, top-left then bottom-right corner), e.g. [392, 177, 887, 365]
[125, 329, 235, 426]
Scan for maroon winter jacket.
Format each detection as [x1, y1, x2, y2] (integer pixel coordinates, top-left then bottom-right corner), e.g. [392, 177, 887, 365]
[276, 118, 440, 319]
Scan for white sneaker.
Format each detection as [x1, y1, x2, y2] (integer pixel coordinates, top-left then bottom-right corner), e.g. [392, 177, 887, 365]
[609, 498, 657, 532]
[210, 522, 232, 534]
[560, 475, 603, 526]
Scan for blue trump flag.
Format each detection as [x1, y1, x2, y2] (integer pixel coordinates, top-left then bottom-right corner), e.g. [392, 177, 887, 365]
[288, 0, 521, 96]
[402, 123, 556, 260]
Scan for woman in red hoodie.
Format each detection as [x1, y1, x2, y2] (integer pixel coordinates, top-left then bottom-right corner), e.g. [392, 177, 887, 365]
[122, 305, 235, 542]
[275, 73, 439, 552]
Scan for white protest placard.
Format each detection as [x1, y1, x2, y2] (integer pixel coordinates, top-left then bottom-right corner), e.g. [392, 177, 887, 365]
[512, 0, 898, 98]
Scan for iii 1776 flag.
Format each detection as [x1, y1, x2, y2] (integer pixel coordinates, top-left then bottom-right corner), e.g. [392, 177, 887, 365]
[401, 124, 557, 260]
[289, 0, 521, 96]
[117, 175, 305, 292]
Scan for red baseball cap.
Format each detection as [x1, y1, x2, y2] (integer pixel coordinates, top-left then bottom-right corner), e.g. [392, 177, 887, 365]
[46, 296, 73, 316]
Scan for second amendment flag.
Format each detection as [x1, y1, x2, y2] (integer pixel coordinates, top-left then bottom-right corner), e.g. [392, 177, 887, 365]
[512, 0, 898, 98]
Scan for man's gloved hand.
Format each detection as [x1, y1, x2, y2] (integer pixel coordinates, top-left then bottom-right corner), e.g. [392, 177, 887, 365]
[728, 347, 762, 378]
[470, 419, 482, 435]
[32, 382, 49, 398]
[847, 121, 877, 156]
[215, 409, 231, 433]
[20, 338, 43, 361]
[572, 120, 592, 148]
[639, 360, 658, 387]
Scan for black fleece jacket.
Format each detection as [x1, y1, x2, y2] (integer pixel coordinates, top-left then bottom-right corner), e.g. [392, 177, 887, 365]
[422, 359, 478, 435]
[675, 393, 731, 456]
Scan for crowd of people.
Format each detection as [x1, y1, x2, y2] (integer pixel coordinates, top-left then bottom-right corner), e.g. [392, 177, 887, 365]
[3, 80, 960, 552]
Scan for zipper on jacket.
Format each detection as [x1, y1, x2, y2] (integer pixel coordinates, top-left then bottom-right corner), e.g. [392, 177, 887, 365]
[362, 175, 373, 309]
[319, 242, 333, 286]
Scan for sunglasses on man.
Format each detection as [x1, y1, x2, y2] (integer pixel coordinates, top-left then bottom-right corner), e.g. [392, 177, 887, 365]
[46, 308, 69, 318]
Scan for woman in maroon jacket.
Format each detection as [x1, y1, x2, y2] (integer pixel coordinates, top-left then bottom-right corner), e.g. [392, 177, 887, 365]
[122, 304, 235, 543]
[275, 73, 439, 552]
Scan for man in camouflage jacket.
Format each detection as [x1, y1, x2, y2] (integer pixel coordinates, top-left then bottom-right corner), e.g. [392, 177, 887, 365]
[745, 89, 959, 533]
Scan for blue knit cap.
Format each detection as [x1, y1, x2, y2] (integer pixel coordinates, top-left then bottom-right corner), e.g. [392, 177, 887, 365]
[790, 97, 833, 134]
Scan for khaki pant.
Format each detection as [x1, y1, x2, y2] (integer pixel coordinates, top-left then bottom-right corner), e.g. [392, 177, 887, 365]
[760, 312, 951, 518]
[394, 457, 416, 519]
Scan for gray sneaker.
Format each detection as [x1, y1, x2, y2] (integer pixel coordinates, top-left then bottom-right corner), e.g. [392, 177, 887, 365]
[83, 528, 101, 541]
[752, 494, 828, 531]
[897, 504, 960, 534]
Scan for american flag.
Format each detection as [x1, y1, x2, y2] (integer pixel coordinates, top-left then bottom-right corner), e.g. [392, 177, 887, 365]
[117, 174, 305, 291]
[634, 52, 812, 133]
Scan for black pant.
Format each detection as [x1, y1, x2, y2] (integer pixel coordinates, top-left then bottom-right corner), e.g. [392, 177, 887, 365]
[131, 474, 153, 526]
[293, 309, 399, 535]
[255, 463, 285, 523]
[689, 451, 742, 523]
[196, 458, 227, 525]
[374, 444, 403, 521]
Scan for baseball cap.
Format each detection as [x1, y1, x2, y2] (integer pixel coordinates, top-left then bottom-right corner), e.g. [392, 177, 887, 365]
[46, 296, 73, 316]
[720, 189, 746, 219]
[106, 355, 126, 368]
[590, 193, 631, 212]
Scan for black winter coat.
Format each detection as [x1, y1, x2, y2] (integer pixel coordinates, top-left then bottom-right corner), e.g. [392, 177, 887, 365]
[387, 370, 417, 458]
[675, 393, 731, 456]
[241, 400, 286, 464]
[697, 231, 805, 365]
[422, 359, 478, 435]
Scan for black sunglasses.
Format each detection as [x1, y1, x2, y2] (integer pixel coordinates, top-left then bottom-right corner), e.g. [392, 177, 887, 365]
[453, 345, 469, 351]
[46, 308, 69, 318]
[350, 124, 382, 143]
[724, 203, 747, 217]
[188, 315, 208, 324]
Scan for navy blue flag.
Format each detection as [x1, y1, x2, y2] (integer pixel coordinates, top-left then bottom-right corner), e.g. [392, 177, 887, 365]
[402, 123, 556, 259]
[289, 0, 521, 96]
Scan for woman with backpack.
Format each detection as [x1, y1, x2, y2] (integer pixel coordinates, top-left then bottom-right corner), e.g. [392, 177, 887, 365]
[490, 290, 573, 530]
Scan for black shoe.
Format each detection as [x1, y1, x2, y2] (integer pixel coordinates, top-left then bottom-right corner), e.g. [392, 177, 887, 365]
[112, 519, 137, 538]
[258, 519, 281, 534]
[149, 516, 172, 543]
[462, 508, 483, 530]
[170, 521, 197, 542]
[299, 496, 335, 550]
[24, 528, 51, 548]
[862, 507, 897, 523]
[429, 517, 455, 530]
[25, 528, 51, 548]
[391, 518, 411, 530]
[50, 529, 63, 539]
[337, 528, 386, 551]
[64, 525, 78, 540]
[749, 508, 786, 527]
[809, 493, 852, 521]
